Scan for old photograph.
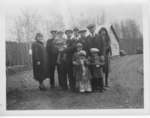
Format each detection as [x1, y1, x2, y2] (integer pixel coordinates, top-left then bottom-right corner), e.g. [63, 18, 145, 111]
[4, 0, 144, 111]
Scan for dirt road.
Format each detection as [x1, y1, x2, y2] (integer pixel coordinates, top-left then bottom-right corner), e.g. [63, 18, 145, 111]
[7, 55, 143, 110]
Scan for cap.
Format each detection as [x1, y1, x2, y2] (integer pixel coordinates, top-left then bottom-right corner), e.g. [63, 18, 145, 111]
[57, 31, 64, 35]
[78, 29, 87, 33]
[65, 29, 73, 34]
[90, 48, 99, 53]
[73, 27, 79, 32]
[87, 24, 95, 29]
[78, 50, 86, 56]
[50, 30, 57, 34]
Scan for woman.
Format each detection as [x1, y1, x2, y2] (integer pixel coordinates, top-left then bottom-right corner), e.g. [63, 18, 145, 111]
[98, 27, 112, 87]
[32, 33, 47, 91]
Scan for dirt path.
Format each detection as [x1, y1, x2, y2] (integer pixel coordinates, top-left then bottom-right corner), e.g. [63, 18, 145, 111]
[7, 55, 143, 110]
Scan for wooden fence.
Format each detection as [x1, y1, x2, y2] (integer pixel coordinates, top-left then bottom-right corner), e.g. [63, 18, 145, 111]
[6, 41, 32, 67]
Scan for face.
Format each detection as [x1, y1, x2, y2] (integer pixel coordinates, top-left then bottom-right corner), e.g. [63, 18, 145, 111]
[37, 35, 43, 42]
[89, 27, 95, 34]
[57, 33, 64, 39]
[79, 55, 85, 60]
[77, 46, 82, 52]
[92, 52, 98, 57]
[80, 32, 86, 38]
[51, 33, 57, 38]
[66, 32, 72, 38]
[100, 29, 107, 37]
[74, 31, 79, 37]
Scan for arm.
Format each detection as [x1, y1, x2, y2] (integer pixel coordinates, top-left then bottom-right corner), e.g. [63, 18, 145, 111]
[63, 40, 76, 53]
[72, 53, 80, 65]
[32, 43, 40, 61]
[32, 43, 41, 65]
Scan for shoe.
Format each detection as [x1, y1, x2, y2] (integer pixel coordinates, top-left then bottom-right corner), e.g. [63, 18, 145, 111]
[50, 85, 55, 89]
[80, 89, 85, 93]
[98, 89, 103, 93]
[39, 86, 47, 91]
[105, 85, 109, 87]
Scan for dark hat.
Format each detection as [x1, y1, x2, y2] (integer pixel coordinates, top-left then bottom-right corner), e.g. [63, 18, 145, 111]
[78, 29, 87, 33]
[73, 27, 79, 32]
[65, 29, 73, 34]
[50, 30, 57, 34]
[87, 24, 95, 29]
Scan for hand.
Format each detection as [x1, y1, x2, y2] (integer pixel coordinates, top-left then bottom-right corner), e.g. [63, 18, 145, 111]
[82, 72, 86, 76]
[37, 61, 40, 65]
[96, 64, 100, 67]
[73, 61, 78, 65]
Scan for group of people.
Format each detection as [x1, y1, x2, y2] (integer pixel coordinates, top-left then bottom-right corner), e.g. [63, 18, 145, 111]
[32, 24, 112, 93]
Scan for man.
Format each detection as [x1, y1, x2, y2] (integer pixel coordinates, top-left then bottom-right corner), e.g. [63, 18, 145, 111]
[73, 27, 80, 40]
[56, 31, 68, 90]
[86, 24, 98, 54]
[78, 29, 88, 52]
[46, 30, 58, 88]
[63, 29, 76, 91]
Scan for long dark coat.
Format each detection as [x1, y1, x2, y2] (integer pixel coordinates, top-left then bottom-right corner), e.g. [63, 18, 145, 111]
[77, 37, 89, 53]
[96, 35, 111, 72]
[32, 41, 47, 82]
[64, 38, 77, 67]
[96, 35, 112, 86]
[86, 34, 98, 55]
[46, 38, 59, 66]
[63, 38, 77, 90]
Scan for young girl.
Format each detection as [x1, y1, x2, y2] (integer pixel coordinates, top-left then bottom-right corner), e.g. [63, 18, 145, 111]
[32, 33, 47, 91]
[89, 48, 105, 92]
[73, 43, 92, 93]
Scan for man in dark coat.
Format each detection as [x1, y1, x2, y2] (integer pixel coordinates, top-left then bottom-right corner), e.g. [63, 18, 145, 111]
[46, 30, 58, 88]
[56, 31, 68, 90]
[73, 27, 80, 41]
[63, 29, 76, 91]
[77, 29, 88, 53]
[86, 24, 105, 90]
[86, 24, 98, 54]
[32, 33, 47, 91]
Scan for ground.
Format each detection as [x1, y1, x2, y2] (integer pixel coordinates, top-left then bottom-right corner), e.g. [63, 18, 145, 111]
[7, 55, 144, 110]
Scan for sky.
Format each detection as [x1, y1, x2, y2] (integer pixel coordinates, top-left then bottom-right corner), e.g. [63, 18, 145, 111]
[4, 0, 143, 28]
[4, 0, 143, 41]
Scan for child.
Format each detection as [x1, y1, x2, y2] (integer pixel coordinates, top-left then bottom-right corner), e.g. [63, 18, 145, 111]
[89, 48, 105, 92]
[73, 43, 92, 93]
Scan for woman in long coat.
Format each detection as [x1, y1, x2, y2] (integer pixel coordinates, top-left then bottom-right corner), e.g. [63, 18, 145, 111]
[32, 33, 47, 90]
[98, 28, 112, 87]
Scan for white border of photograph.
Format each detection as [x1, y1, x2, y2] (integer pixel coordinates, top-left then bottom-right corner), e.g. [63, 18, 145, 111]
[0, 0, 150, 115]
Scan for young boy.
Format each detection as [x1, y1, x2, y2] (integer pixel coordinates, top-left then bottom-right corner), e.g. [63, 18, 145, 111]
[89, 48, 105, 92]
